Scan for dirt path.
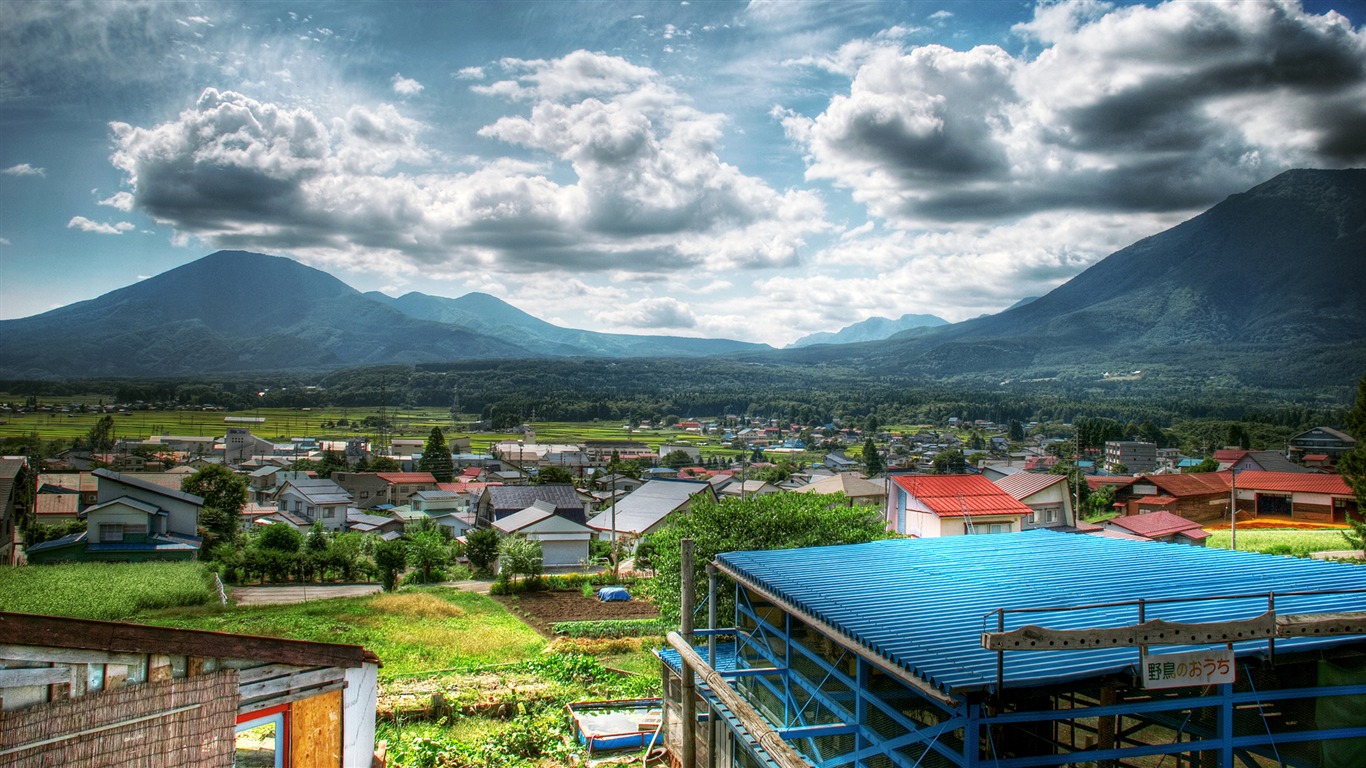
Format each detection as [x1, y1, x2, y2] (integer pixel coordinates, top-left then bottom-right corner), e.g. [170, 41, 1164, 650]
[231, 578, 495, 605]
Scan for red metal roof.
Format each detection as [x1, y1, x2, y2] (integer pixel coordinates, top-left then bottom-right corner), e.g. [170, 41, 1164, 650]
[1106, 511, 1209, 540]
[1214, 449, 1249, 462]
[891, 474, 1033, 518]
[1141, 472, 1232, 496]
[1234, 471, 1353, 495]
[1137, 495, 1179, 506]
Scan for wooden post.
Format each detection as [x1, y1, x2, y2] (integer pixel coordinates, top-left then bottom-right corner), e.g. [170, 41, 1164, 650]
[681, 538, 696, 768]
[706, 561, 718, 768]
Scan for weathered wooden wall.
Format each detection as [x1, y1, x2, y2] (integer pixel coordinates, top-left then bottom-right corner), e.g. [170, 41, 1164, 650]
[291, 688, 342, 768]
[0, 670, 238, 767]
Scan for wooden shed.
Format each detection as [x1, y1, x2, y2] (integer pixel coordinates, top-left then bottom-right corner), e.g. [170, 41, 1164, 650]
[0, 612, 380, 768]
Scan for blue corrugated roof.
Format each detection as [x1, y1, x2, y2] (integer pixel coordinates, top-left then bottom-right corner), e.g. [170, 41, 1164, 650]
[717, 530, 1366, 697]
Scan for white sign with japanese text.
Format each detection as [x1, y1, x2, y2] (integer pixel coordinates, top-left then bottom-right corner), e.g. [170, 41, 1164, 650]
[1141, 648, 1235, 689]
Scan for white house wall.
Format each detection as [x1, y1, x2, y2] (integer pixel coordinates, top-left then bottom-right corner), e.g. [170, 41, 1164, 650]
[342, 663, 378, 768]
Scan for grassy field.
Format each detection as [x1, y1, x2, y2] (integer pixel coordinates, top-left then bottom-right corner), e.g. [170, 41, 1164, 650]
[1205, 529, 1355, 557]
[0, 562, 216, 620]
[142, 590, 548, 679]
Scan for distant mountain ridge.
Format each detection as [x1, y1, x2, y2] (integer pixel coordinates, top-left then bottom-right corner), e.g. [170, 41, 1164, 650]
[787, 313, 948, 348]
[776, 168, 1366, 389]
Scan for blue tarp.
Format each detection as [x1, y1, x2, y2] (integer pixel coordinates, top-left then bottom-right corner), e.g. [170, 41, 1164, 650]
[597, 586, 632, 602]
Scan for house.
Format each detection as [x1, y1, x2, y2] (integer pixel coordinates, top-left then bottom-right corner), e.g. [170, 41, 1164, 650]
[585, 479, 717, 543]
[1, 458, 32, 565]
[36, 471, 99, 507]
[474, 484, 590, 527]
[885, 473, 1033, 536]
[1110, 472, 1232, 523]
[410, 489, 465, 514]
[331, 471, 391, 509]
[1286, 425, 1356, 461]
[992, 472, 1075, 529]
[1232, 470, 1358, 523]
[790, 472, 887, 507]
[717, 479, 780, 497]
[223, 428, 275, 464]
[0, 611, 378, 768]
[658, 532, 1366, 768]
[1103, 440, 1157, 474]
[274, 478, 353, 531]
[247, 465, 285, 501]
[492, 500, 594, 569]
[25, 468, 204, 563]
[345, 510, 405, 540]
[1102, 509, 1210, 545]
[593, 473, 645, 495]
[32, 492, 81, 526]
[375, 471, 439, 506]
[1217, 449, 1309, 474]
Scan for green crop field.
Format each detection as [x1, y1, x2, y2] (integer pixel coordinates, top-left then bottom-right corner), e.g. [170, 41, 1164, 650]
[1205, 529, 1354, 557]
[0, 562, 216, 620]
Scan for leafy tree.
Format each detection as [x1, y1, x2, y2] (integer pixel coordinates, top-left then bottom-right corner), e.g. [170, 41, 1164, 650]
[1185, 456, 1220, 473]
[367, 455, 402, 472]
[1337, 374, 1366, 552]
[931, 449, 967, 474]
[182, 464, 249, 550]
[1225, 423, 1252, 450]
[407, 529, 452, 583]
[498, 536, 544, 584]
[862, 438, 884, 475]
[1008, 419, 1025, 442]
[649, 493, 893, 625]
[419, 427, 454, 482]
[374, 539, 408, 591]
[662, 450, 693, 470]
[312, 450, 349, 478]
[258, 522, 303, 553]
[306, 521, 329, 554]
[536, 465, 575, 485]
[465, 527, 501, 577]
[86, 414, 116, 453]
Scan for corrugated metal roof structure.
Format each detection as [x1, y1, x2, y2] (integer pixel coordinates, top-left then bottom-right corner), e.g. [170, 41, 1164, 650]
[1235, 470, 1353, 495]
[716, 530, 1366, 698]
[890, 474, 1034, 518]
[992, 471, 1067, 499]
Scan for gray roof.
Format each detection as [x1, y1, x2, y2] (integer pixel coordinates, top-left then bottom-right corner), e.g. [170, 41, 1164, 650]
[413, 489, 462, 501]
[586, 479, 714, 535]
[482, 484, 582, 514]
[93, 468, 204, 506]
[494, 499, 557, 532]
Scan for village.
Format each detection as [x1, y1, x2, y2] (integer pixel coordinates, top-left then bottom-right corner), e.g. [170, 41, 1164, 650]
[1, 403, 1364, 767]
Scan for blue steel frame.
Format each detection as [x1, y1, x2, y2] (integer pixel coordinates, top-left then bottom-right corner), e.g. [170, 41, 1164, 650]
[679, 581, 1366, 768]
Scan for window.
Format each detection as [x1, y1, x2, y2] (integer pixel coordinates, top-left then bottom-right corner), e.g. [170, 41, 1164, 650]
[1045, 509, 1058, 523]
[359, 491, 369, 499]
[324, 507, 335, 518]
[99, 523, 124, 543]
[236, 706, 288, 768]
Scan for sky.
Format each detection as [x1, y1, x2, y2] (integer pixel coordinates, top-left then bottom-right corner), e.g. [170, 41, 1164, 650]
[2, 0, 1364, 348]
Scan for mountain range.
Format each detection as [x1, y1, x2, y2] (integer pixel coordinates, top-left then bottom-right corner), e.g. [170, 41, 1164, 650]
[1, 168, 1363, 389]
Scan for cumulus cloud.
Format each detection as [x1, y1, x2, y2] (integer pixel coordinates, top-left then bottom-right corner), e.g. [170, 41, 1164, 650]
[3, 164, 45, 177]
[67, 216, 134, 235]
[785, 0, 1366, 226]
[456, 66, 485, 80]
[591, 297, 698, 329]
[99, 191, 135, 211]
[108, 52, 827, 282]
[391, 73, 423, 95]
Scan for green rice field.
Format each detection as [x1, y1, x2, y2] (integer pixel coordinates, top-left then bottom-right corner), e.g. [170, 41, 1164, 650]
[0, 561, 216, 620]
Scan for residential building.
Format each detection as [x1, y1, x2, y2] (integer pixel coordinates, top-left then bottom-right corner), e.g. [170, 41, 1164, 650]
[36, 471, 99, 507]
[274, 478, 353, 531]
[1218, 450, 1309, 474]
[32, 493, 80, 526]
[992, 472, 1075, 529]
[1286, 425, 1356, 461]
[790, 472, 887, 507]
[223, 428, 275, 464]
[493, 500, 594, 569]
[585, 479, 717, 544]
[1101, 510, 1210, 545]
[474, 484, 590, 527]
[375, 471, 439, 506]
[0, 458, 32, 565]
[1103, 440, 1157, 474]
[26, 468, 204, 563]
[332, 472, 394, 510]
[1110, 472, 1232, 523]
[885, 473, 1033, 536]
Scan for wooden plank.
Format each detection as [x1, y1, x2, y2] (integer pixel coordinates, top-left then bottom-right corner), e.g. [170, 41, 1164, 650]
[0, 613, 376, 669]
[1275, 611, 1366, 637]
[0, 667, 69, 688]
[104, 663, 128, 690]
[188, 656, 207, 677]
[241, 681, 346, 715]
[149, 654, 173, 682]
[238, 663, 314, 685]
[667, 632, 814, 768]
[0, 644, 145, 667]
[239, 667, 346, 705]
[981, 612, 1277, 651]
[291, 688, 343, 768]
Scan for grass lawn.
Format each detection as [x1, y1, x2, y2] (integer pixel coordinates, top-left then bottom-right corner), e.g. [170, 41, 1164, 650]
[1205, 529, 1354, 557]
[141, 589, 547, 679]
[0, 562, 215, 620]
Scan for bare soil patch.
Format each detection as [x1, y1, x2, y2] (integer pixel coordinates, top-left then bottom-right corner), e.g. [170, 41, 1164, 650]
[495, 589, 660, 637]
